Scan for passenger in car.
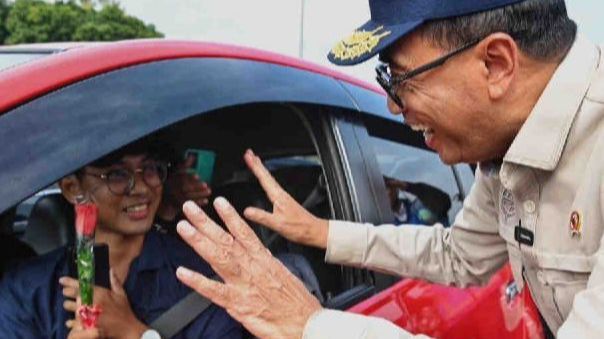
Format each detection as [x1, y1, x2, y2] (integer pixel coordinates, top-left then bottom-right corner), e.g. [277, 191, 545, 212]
[383, 176, 451, 226]
[156, 154, 213, 234]
[0, 136, 242, 338]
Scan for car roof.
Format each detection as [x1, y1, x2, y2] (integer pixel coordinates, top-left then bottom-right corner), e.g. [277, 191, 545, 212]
[0, 41, 105, 54]
[0, 39, 386, 115]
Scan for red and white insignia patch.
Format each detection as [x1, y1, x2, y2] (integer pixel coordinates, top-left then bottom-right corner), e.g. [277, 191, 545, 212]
[570, 211, 582, 237]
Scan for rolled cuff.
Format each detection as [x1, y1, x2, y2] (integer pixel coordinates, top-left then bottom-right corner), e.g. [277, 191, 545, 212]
[325, 220, 369, 266]
[303, 309, 424, 339]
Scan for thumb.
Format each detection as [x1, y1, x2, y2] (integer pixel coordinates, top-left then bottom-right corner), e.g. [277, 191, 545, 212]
[243, 207, 282, 232]
[109, 269, 126, 297]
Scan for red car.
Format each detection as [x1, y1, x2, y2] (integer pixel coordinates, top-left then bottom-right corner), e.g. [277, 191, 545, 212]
[0, 40, 543, 338]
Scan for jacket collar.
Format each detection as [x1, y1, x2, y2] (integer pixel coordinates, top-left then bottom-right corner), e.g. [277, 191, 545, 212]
[503, 35, 600, 170]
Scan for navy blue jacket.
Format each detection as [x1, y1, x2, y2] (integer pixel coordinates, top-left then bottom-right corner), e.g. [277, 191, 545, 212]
[0, 229, 242, 338]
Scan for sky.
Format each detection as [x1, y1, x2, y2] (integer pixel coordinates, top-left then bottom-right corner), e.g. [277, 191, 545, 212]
[118, 0, 604, 83]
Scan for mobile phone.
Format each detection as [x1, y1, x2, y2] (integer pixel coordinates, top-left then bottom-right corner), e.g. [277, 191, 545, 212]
[184, 148, 216, 184]
[94, 243, 111, 289]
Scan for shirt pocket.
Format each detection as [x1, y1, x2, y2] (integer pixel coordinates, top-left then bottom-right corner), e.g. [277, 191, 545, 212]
[537, 254, 593, 322]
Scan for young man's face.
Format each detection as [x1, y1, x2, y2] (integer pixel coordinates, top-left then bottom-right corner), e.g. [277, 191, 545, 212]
[78, 154, 164, 237]
[385, 33, 514, 164]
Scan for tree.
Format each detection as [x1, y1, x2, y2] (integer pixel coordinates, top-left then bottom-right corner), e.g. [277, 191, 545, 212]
[2, 0, 162, 45]
[73, 3, 162, 41]
[5, 0, 85, 44]
[0, 0, 9, 43]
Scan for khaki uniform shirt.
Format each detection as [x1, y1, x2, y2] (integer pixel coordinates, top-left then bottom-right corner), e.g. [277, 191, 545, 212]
[303, 35, 604, 338]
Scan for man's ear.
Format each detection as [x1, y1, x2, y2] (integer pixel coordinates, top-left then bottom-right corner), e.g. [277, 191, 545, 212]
[59, 175, 83, 204]
[479, 32, 518, 100]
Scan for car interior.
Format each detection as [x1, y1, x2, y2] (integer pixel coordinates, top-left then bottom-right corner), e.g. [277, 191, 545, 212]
[0, 103, 355, 306]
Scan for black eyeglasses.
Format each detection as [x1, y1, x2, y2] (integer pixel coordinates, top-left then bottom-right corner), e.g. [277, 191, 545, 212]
[376, 38, 481, 110]
[83, 161, 170, 196]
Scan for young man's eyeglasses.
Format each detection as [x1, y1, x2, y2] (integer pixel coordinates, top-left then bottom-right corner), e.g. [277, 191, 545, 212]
[83, 161, 170, 196]
[375, 38, 481, 111]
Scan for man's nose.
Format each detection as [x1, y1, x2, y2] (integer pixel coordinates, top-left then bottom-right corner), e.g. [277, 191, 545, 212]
[386, 96, 405, 117]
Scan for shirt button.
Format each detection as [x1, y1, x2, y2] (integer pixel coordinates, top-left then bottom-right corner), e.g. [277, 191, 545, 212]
[524, 200, 536, 213]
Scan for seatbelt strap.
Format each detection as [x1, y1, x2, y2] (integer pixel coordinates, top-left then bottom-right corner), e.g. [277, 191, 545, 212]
[150, 290, 213, 338]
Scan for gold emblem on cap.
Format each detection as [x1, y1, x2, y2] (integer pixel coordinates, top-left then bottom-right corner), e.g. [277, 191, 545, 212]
[570, 211, 582, 237]
[330, 26, 391, 61]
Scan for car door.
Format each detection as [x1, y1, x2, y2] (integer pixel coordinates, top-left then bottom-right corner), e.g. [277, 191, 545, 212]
[0, 49, 383, 315]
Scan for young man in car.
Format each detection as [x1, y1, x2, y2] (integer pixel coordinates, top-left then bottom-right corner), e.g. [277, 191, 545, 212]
[170, 0, 604, 338]
[0, 136, 242, 338]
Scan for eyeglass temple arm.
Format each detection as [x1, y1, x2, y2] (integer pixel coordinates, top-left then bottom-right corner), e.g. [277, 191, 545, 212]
[390, 39, 480, 84]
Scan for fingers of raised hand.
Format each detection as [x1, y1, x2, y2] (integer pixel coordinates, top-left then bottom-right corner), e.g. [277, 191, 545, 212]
[182, 201, 234, 247]
[177, 218, 243, 279]
[243, 149, 287, 203]
[243, 206, 284, 233]
[213, 197, 265, 253]
[176, 267, 233, 309]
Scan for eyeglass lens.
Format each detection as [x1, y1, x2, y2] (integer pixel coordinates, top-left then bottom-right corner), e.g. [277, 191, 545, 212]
[105, 162, 168, 195]
[376, 65, 405, 110]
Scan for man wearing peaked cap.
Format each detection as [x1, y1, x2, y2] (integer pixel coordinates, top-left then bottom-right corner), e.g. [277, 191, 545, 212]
[327, 0, 529, 66]
[177, 0, 604, 338]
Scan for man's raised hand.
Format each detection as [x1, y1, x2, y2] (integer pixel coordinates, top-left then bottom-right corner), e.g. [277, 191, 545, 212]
[242, 149, 329, 249]
[176, 199, 322, 339]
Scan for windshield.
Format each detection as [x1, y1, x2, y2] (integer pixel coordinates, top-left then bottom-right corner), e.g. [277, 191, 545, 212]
[0, 53, 50, 71]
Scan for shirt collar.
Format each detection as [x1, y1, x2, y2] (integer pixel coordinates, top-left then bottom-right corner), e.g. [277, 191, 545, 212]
[130, 228, 166, 272]
[503, 34, 600, 170]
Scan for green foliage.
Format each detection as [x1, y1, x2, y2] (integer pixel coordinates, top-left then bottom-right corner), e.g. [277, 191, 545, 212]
[0, 0, 9, 43]
[1, 0, 163, 45]
[73, 4, 162, 41]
